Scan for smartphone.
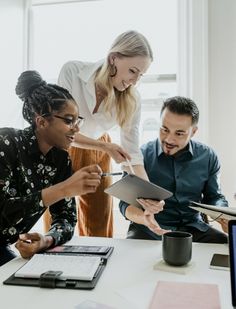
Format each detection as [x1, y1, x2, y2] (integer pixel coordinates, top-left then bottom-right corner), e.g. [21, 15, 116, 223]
[210, 253, 229, 270]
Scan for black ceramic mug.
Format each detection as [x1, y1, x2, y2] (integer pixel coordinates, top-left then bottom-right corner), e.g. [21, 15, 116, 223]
[162, 231, 192, 266]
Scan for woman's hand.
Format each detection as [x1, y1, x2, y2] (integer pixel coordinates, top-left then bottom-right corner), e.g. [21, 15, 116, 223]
[63, 164, 102, 197]
[41, 164, 102, 208]
[15, 233, 53, 259]
[105, 142, 131, 163]
[71, 133, 131, 163]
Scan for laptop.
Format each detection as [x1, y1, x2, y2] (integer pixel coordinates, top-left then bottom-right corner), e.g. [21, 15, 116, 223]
[228, 220, 236, 308]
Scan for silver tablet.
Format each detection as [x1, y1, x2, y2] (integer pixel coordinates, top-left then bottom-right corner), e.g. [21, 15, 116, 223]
[104, 174, 173, 208]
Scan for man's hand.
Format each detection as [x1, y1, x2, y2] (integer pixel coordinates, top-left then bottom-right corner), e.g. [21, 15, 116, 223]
[136, 199, 170, 235]
[15, 233, 53, 259]
[217, 218, 229, 233]
[137, 198, 165, 214]
[143, 212, 171, 235]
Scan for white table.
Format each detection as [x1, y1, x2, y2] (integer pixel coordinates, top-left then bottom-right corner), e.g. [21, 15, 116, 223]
[0, 237, 231, 309]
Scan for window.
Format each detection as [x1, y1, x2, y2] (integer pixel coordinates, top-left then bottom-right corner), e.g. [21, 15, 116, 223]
[29, 0, 178, 237]
[30, 0, 178, 146]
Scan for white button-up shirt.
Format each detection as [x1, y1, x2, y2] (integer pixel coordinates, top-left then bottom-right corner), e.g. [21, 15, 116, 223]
[58, 60, 143, 165]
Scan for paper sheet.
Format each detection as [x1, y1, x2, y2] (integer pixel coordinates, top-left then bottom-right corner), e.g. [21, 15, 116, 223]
[149, 281, 221, 309]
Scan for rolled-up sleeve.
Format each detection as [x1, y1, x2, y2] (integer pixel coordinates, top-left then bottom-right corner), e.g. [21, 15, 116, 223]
[119, 200, 130, 219]
[202, 149, 228, 207]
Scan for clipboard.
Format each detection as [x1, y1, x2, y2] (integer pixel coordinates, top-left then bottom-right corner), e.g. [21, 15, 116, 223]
[189, 201, 236, 220]
[104, 174, 172, 208]
[3, 246, 114, 290]
[45, 245, 113, 258]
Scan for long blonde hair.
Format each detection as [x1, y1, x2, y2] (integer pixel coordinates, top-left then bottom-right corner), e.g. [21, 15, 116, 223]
[95, 30, 153, 127]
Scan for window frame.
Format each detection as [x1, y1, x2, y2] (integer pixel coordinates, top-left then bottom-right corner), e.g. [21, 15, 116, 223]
[25, 0, 208, 142]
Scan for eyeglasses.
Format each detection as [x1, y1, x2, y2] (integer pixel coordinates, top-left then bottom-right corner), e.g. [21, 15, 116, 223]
[53, 115, 84, 128]
[42, 113, 84, 129]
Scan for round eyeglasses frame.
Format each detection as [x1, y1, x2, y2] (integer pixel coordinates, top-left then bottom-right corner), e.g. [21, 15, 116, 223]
[41, 113, 84, 129]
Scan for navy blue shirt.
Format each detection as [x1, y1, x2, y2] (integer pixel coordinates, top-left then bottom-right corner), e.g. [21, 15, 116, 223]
[119, 139, 228, 239]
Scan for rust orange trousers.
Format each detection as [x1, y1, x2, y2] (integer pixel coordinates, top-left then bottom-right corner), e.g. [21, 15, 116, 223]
[43, 134, 113, 237]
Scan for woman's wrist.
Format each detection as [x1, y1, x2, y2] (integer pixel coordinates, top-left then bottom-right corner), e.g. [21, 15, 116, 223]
[43, 235, 54, 249]
[96, 139, 108, 151]
[41, 182, 67, 207]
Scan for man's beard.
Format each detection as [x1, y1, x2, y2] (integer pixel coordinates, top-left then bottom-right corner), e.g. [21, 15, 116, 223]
[162, 142, 178, 156]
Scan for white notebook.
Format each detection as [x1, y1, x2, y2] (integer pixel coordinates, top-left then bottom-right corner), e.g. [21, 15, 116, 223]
[14, 254, 101, 281]
[189, 201, 236, 220]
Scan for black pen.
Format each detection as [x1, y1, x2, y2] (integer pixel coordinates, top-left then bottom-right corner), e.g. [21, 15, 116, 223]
[101, 172, 123, 177]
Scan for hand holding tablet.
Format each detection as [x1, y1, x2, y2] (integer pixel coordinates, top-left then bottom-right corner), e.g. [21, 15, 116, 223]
[104, 174, 172, 208]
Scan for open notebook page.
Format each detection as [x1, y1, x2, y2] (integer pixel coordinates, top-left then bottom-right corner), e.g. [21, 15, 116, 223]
[14, 254, 101, 281]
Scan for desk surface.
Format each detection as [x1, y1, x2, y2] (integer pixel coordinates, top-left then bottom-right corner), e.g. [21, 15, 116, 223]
[0, 237, 230, 309]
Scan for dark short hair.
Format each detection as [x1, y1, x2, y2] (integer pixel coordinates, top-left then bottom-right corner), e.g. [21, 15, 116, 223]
[160, 96, 199, 125]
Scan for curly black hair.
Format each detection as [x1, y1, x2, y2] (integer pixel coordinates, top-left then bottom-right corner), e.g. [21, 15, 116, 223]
[15, 70, 76, 127]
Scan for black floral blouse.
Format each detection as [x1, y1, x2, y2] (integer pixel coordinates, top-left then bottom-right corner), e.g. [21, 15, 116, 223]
[0, 126, 76, 246]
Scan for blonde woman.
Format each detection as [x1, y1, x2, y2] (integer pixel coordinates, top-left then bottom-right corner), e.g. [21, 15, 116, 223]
[44, 30, 153, 237]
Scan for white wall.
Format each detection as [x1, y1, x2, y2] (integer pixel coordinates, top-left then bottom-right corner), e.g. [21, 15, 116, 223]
[1, 0, 236, 206]
[0, 0, 25, 128]
[208, 0, 236, 205]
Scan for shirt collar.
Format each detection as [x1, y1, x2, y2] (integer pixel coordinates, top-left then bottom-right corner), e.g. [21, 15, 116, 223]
[157, 140, 163, 157]
[77, 59, 104, 83]
[188, 140, 194, 156]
